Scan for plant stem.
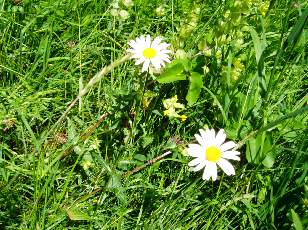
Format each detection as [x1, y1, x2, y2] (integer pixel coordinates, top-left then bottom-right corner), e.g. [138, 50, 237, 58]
[61, 112, 109, 159]
[124, 151, 172, 177]
[44, 54, 131, 141]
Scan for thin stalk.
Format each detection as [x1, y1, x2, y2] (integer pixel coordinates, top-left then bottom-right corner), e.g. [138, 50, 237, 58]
[124, 151, 172, 177]
[61, 112, 109, 159]
[44, 54, 131, 141]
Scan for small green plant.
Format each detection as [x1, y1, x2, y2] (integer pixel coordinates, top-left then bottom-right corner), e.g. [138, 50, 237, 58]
[0, 0, 307, 229]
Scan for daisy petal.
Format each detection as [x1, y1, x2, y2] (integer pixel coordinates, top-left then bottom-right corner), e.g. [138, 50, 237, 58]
[199, 129, 209, 141]
[145, 34, 151, 47]
[191, 161, 206, 172]
[195, 134, 205, 146]
[202, 166, 212, 180]
[222, 151, 241, 161]
[138, 35, 145, 43]
[135, 57, 145, 65]
[151, 37, 162, 47]
[141, 60, 150, 72]
[188, 158, 202, 167]
[127, 48, 134, 53]
[160, 49, 172, 54]
[208, 129, 216, 142]
[217, 158, 235, 176]
[199, 129, 215, 146]
[159, 55, 171, 63]
[151, 59, 161, 70]
[220, 141, 236, 152]
[157, 42, 170, 50]
[215, 129, 226, 146]
[187, 144, 203, 157]
[208, 162, 218, 181]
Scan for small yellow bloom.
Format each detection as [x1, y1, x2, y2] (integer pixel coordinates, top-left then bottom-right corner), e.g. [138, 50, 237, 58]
[164, 107, 178, 117]
[233, 58, 244, 69]
[163, 95, 187, 121]
[82, 161, 93, 170]
[163, 109, 170, 116]
[180, 115, 188, 121]
[163, 95, 185, 110]
[155, 6, 166, 16]
[260, 2, 270, 16]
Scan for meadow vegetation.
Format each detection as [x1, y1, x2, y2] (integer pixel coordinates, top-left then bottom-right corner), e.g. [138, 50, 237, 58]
[0, 0, 307, 229]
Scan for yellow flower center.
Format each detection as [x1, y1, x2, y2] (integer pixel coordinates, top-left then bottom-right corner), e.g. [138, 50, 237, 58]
[205, 146, 222, 162]
[143, 48, 157, 59]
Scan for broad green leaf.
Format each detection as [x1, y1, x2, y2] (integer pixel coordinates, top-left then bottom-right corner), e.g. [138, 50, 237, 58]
[291, 209, 303, 230]
[262, 154, 275, 168]
[287, 9, 308, 46]
[246, 132, 273, 166]
[246, 137, 259, 163]
[66, 207, 90, 221]
[157, 62, 186, 83]
[157, 73, 186, 83]
[260, 133, 273, 167]
[248, 26, 267, 64]
[257, 187, 267, 205]
[248, 27, 267, 78]
[186, 72, 203, 106]
[134, 154, 147, 161]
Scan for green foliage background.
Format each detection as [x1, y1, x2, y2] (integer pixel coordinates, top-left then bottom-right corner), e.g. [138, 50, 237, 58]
[0, 0, 307, 229]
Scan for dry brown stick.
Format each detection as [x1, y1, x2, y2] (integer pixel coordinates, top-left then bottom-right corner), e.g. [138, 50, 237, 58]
[124, 151, 172, 177]
[61, 112, 109, 159]
[80, 112, 109, 141]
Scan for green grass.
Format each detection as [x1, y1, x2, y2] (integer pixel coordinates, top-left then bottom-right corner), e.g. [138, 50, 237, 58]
[1, 0, 307, 229]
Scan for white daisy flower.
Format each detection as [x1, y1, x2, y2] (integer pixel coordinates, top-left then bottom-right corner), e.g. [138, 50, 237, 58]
[187, 129, 240, 181]
[127, 35, 172, 72]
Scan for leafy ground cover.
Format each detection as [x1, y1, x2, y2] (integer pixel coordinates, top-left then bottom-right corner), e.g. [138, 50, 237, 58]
[0, 0, 307, 229]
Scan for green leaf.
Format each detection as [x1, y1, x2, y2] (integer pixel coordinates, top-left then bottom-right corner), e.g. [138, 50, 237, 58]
[246, 137, 259, 163]
[262, 154, 275, 168]
[157, 62, 186, 83]
[107, 173, 127, 204]
[66, 207, 90, 221]
[20, 113, 40, 152]
[248, 27, 267, 78]
[67, 117, 77, 141]
[157, 73, 186, 83]
[134, 154, 147, 161]
[248, 27, 267, 64]
[186, 72, 203, 106]
[287, 9, 308, 46]
[246, 132, 273, 166]
[291, 209, 303, 230]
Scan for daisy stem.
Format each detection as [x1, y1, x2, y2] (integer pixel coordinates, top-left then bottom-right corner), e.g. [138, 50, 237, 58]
[124, 151, 172, 177]
[44, 54, 131, 141]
